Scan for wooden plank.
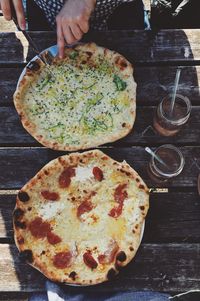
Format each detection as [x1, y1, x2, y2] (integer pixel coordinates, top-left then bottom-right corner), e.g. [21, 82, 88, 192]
[1, 65, 200, 106]
[134, 66, 200, 106]
[1, 192, 200, 243]
[0, 68, 22, 105]
[0, 293, 28, 301]
[0, 243, 200, 292]
[0, 17, 17, 32]
[0, 147, 199, 189]
[0, 106, 199, 146]
[1, 30, 200, 64]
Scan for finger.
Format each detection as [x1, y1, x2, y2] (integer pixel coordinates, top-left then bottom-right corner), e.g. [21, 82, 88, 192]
[13, 0, 26, 30]
[1, 0, 12, 20]
[70, 23, 83, 41]
[63, 25, 77, 45]
[56, 20, 65, 59]
[79, 20, 89, 34]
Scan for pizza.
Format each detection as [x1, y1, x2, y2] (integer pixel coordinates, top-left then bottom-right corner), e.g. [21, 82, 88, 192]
[13, 149, 149, 285]
[14, 43, 136, 151]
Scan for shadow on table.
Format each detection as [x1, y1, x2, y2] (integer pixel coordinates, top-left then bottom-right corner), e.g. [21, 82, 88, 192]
[1, 28, 200, 294]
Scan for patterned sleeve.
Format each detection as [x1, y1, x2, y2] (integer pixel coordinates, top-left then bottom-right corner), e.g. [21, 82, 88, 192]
[90, 0, 134, 30]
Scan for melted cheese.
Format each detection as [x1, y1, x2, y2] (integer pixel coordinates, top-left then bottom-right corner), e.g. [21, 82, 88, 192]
[22, 50, 135, 148]
[18, 150, 149, 285]
[74, 166, 94, 182]
[39, 202, 65, 219]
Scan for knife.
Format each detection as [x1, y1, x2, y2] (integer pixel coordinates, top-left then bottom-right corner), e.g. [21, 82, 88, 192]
[10, 0, 53, 66]
[198, 174, 200, 196]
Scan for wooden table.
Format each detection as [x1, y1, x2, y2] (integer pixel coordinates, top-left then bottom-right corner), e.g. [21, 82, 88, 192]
[0, 29, 200, 300]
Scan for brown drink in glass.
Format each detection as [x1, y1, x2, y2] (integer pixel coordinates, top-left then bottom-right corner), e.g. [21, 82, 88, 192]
[148, 144, 185, 183]
[153, 94, 191, 136]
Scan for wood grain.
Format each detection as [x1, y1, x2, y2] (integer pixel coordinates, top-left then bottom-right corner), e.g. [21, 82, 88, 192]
[1, 65, 200, 106]
[0, 294, 28, 301]
[1, 243, 200, 292]
[1, 192, 200, 242]
[0, 17, 17, 32]
[1, 29, 200, 295]
[1, 30, 200, 64]
[0, 106, 198, 146]
[0, 147, 199, 189]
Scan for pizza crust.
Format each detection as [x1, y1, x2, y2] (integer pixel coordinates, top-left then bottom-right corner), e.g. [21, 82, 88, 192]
[13, 149, 149, 285]
[14, 43, 136, 151]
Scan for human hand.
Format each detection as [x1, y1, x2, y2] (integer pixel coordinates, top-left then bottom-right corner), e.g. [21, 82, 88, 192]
[56, 0, 96, 58]
[0, 0, 26, 30]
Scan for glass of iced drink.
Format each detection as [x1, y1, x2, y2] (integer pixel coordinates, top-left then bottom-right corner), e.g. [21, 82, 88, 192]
[148, 144, 185, 183]
[153, 94, 191, 136]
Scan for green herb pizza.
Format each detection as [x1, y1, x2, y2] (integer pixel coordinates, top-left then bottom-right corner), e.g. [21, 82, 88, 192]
[14, 43, 136, 151]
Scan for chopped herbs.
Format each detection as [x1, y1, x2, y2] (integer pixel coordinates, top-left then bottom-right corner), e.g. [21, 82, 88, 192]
[37, 74, 52, 91]
[25, 56, 131, 146]
[69, 51, 79, 60]
[113, 74, 127, 91]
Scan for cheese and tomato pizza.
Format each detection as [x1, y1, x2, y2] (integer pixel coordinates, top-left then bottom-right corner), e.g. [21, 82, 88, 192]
[13, 150, 149, 285]
[14, 43, 136, 151]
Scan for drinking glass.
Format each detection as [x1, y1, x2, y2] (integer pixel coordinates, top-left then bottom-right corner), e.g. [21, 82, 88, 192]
[153, 94, 191, 136]
[148, 144, 185, 183]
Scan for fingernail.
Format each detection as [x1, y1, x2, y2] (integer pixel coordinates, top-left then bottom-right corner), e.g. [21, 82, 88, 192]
[20, 21, 26, 30]
[59, 51, 64, 59]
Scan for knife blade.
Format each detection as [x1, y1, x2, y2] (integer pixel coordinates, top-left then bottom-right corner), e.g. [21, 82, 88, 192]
[10, 0, 53, 67]
[198, 174, 200, 196]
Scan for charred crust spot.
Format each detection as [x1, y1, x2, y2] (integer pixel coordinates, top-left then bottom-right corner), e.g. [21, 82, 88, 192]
[115, 262, 122, 271]
[18, 191, 30, 203]
[13, 208, 24, 220]
[120, 60, 128, 69]
[107, 268, 117, 280]
[17, 237, 24, 245]
[116, 251, 127, 262]
[115, 57, 120, 65]
[139, 184, 145, 190]
[140, 206, 145, 211]
[125, 172, 131, 176]
[41, 250, 46, 255]
[135, 224, 139, 229]
[27, 61, 40, 71]
[129, 246, 134, 251]
[58, 157, 65, 166]
[14, 220, 26, 229]
[44, 170, 49, 176]
[132, 229, 136, 233]
[69, 271, 77, 280]
[19, 249, 33, 263]
[86, 51, 92, 58]
[71, 197, 76, 201]
[136, 178, 140, 183]
[122, 123, 126, 128]
[102, 156, 108, 160]
[28, 207, 32, 211]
